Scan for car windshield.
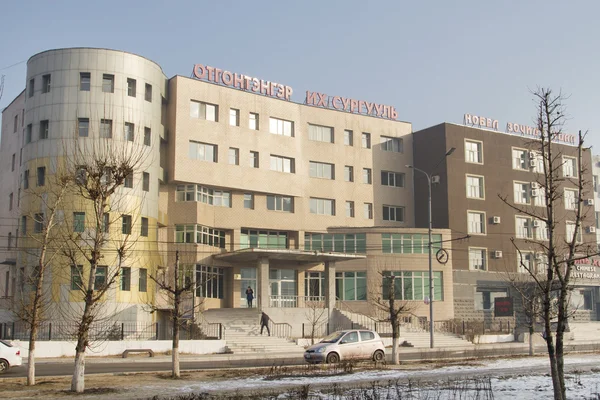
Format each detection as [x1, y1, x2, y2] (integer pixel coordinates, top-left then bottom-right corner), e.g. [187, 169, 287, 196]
[320, 331, 346, 343]
[0, 340, 12, 347]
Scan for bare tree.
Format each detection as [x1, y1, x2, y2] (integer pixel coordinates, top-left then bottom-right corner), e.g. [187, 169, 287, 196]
[371, 272, 417, 364]
[15, 169, 71, 385]
[304, 298, 327, 345]
[499, 88, 595, 400]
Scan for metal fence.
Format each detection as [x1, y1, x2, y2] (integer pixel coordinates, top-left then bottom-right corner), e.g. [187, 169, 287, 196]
[0, 321, 222, 341]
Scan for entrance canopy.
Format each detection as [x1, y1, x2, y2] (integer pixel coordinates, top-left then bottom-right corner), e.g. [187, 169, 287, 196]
[213, 248, 366, 263]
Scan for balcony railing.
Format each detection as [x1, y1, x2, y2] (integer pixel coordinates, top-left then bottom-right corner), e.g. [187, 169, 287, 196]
[269, 295, 326, 308]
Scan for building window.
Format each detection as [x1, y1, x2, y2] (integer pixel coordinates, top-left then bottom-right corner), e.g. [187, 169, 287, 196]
[305, 272, 324, 298]
[345, 201, 355, 217]
[121, 267, 131, 291]
[103, 213, 110, 233]
[190, 100, 218, 121]
[124, 173, 133, 188]
[564, 188, 578, 210]
[305, 233, 367, 253]
[309, 198, 335, 216]
[382, 271, 443, 301]
[26, 124, 32, 144]
[362, 168, 372, 184]
[514, 181, 531, 204]
[270, 155, 295, 173]
[37, 166, 46, 187]
[596, 211, 600, 229]
[195, 265, 225, 299]
[175, 224, 226, 248]
[269, 117, 294, 137]
[361, 132, 371, 149]
[80, 72, 91, 91]
[344, 130, 353, 146]
[127, 78, 136, 97]
[189, 141, 218, 162]
[21, 215, 27, 235]
[535, 219, 550, 241]
[139, 268, 148, 292]
[469, 248, 487, 270]
[267, 195, 294, 212]
[124, 122, 134, 142]
[144, 127, 151, 146]
[475, 289, 507, 311]
[71, 265, 83, 290]
[229, 108, 240, 126]
[122, 215, 132, 235]
[382, 233, 442, 254]
[142, 172, 150, 192]
[34, 213, 45, 233]
[74, 212, 85, 233]
[100, 119, 113, 138]
[14, 115, 18, 133]
[141, 217, 149, 237]
[42, 74, 51, 93]
[241, 229, 288, 249]
[563, 156, 577, 177]
[102, 74, 114, 93]
[145, 83, 152, 102]
[11, 154, 15, 171]
[465, 140, 483, 164]
[39, 120, 49, 140]
[466, 175, 484, 199]
[244, 194, 254, 209]
[249, 151, 259, 168]
[9, 193, 13, 211]
[344, 166, 354, 182]
[228, 148, 239, 165]
[468, 211, 486, 234]
[28, 78, 35, 97]
[383, 205, 404, 222]
[249, 113, 259, 130]
[309, 161, 334, 179]
[381, 171, 404, 188]
[512, 148, 529, 170]
[94, 266, 107, 290]
[517, 252, 536, 274]
[566, 221, 582, 243]
[23, 170, 29, 189]
[175, 184, 231, 207]
[594, 175, 599, 193]
[336, 272, 367, 301]
[380, 136, 403, 152]
[364, 203, 373, 219]
[515, 216, 532, 239]
[78, 118, 89, 137]
[308, 124, 333, 143]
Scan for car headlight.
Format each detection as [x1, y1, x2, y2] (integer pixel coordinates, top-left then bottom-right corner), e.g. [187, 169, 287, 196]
[317, 347, 327, 353]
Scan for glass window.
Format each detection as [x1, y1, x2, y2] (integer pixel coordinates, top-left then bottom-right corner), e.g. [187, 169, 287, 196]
[175, 225, 226, 248]
[383, 205, 404, 222]
[127, 78, 136, 97]
[144, 127, 151, 146]
[80, 72, 91, 91]
[26, 124, 32, 144]
[364, 203, 373, 219]
[380, 136, 403, 152]
[102, 74, 114, 93]
[308, 124, 333, 143]
[229, 148, 239, 165]
[345, 201, 355, 217]
[190, 101, 218, 121]
[189, 141, 218, 162]
[381, 171, 404, 187]
[304, 233, 367, 254]
[563, 156, 577, 177]
[139, 268, 148, 292]
[362, 168, 372, 184]
[121, 267, 131, 291]
[37, 166, 46, 187]
[249, 151, 259, 168]
[23, 170, 29, 189]
[465, 140, 483, 163]
[124, 122, 134, 142]
[145, 83, 152, 102]
[229, 108, 240, 126]
[466, 175, 484, 199]
[267, 195, 293, 212]
[515, 216, 532, 239]
[344, 166, 354, 182]
[309, 198, 335, 215]
[74, 212, 85, 233]
[28, 78, 35, 97]
[124, 173, 133, 188]
[94, 266, 107, 290]
[382, 271, 443, 301]
[241, 229, 287, 249]
[78, 118, 89, 137]
[535, 219, 549, 241]
[270, 155, 294, 173]
[566, 221, 581, 243]
[361, 132, 371, 149]
[468, 211, 486, 234]
[344, 130, 353, 146]
[42, 74, 51, 93]
[122, 214, 132, 235]
[141, 217, 149, 237]
[71, 265, 83, 290]
[269, 117, 294, 137]
[564, 189, 578, 210]
[382, 233, 442, 254]
[335, 271, 367, 300]
[243, 194, 254, 209]
[39, 120, 49, 140]
[249, 113, 259, 130]
[100, 119, 113, 138]
[512, 148, 529, 170]
[514, 182, 530, 204]
[469, 248, 487, 270]
[195, 265, 225, 299]
[142, 172, 150, 192]
[309, 161, 334, 179]
[34, 213, 44, 233]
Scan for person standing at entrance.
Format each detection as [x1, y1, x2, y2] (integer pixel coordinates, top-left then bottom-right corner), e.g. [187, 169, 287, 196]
[246, 286, 254, 308]
[260, 311, 271, 336]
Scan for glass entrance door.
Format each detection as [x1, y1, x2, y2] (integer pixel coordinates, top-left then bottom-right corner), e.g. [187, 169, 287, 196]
[269, 269, 297, 307]
[240, 267, 257, 308]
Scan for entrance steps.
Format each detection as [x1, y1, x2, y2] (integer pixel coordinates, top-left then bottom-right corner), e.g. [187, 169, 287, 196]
[203, 308, 306, 354]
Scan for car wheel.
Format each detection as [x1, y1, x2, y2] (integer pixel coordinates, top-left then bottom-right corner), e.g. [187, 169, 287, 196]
[0, 359, 8, 373]
[373, 350, 385, 362]
[326, 352, 340, 364]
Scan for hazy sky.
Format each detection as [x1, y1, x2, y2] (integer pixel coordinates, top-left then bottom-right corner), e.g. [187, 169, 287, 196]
[1, 1, 598, 149]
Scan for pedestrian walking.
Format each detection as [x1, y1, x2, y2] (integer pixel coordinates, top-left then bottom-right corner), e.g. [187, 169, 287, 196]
[246, 286, 254, 308]
[260, 311, 271, 336]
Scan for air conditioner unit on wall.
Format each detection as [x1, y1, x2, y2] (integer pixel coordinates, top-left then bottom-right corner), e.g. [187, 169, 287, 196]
[586, 199, 595, 206]
[529, 151, 536, 159]
[493, 250, 503, 259]
[532, 220, 541, 228]
[587, 226, 596, 234]
[431, 175, 441, 184]
[529, 159, 537, 168]
[492, 216, 501, 224]
[531, 182, 539, 189]
[531, 189, 540, 197]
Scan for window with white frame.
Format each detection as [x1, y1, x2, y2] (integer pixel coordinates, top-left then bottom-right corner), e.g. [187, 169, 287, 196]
[100, 119, 112, 138]
[175, 225, 226, 248]
[189, 141, 218, 162]
[361, 132, 371, 149]
[42, 74, 51, 93]
[517, 252, 534, 274]
[465, 140, 483, 164]
[102, 74, 114, 93]
[80, 72, 91, 91]
[228, 147, 239, 165]
[363, 168, 372, 184]
[469, 248, 487, 270]
[513, 181, 530, 204]
[243, 194, 254, 209]
[563, 156, 577, 177]
[229, 108, 240, 126]
[249, 113, 259, 130]
[535, 219, 549, 241]
[534, 186, 547, 207]
[308, 124, 333, 143]
[344, 130, 353, 146]
[124, 122, 134, 142]
[267, 195, 293, 212]
[309, 161, 334, 179]
[345, 201, 355, 217]
[566, 221, 581, 243]
[512, 148, 528, 170]
[468, 211, 486, 234]
[39, 120, 49, 140]
[190, 100, 218, 122]
[269, 117, 294, 137]
[466, 175, 484, 199]
[364, 203, 373, 219]
[344, 166, 354, 182]
[78, 118, 89, 137]
[515, 216, 532, 239]
[127, 78, 136, 97]
[381, 171, 405, 187]
[310, 198, 335, 215]
[195, 265, 225, 298]
[249, 151, 259, 168]
[564, 188, 578, 210]
[270, 155, 295, 173]
[383, 205, 404, 222]
[380, 136, 403, 152]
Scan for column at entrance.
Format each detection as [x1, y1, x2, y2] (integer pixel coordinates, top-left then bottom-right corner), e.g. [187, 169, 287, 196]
[257, 257, 270, 309]
[325, 261, 336, 333]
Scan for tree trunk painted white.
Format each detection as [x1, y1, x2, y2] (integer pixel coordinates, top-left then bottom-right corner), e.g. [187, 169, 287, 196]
[27, 348, 35, 386]
[529, 326, 535, 356]
[391, 336, 399, 364]
[172, 345, 180, 378]
[71, 350, 86, 393]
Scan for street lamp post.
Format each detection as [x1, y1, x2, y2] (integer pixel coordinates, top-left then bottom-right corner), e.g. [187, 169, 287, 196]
[406, 147, 455, 349]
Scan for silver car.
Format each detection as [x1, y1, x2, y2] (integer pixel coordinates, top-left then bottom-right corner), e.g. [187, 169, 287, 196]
[304, 329, 385, 364]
